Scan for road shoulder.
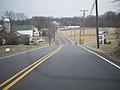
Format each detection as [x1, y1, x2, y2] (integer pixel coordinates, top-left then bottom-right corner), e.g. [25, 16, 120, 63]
[80, 44, 120, 68]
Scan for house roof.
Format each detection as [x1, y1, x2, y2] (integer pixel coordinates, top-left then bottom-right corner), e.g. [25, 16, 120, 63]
[4, 18, 10, 22]
[12, 25, 33, 32]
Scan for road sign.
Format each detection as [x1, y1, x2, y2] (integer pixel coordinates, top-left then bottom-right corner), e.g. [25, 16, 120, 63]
[80, 36, 84, 40]
[6, 48, 10, 52]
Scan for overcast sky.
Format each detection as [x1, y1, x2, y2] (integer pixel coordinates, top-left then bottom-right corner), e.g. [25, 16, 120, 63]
[0, 0, 116, 18]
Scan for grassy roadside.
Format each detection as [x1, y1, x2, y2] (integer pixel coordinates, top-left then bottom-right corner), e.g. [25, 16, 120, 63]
[58, 27, 120, 63]
[0, 42, 48, 57]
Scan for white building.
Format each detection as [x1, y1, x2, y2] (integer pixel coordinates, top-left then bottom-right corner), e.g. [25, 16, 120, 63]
[3, 18, 11, 33]
[12, 25, 40, 44]
[12, 25, 39, 37]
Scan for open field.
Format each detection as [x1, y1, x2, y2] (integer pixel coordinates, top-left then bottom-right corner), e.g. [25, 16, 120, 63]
[58, 27, 120, 62]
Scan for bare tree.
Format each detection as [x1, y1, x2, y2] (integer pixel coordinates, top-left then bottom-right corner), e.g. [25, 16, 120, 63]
[16, 13, 27, 21]
[1, 11, 29, 25]
[32, 16, 52, 36]
[4, 11, 16, 20]
[112, 0, 120, 55]
[15, 12, 29, 25]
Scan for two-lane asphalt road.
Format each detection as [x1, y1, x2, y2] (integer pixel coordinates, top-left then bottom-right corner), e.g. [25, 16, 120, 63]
[55, 36, 73, 45]
[0, 36, 120, 90]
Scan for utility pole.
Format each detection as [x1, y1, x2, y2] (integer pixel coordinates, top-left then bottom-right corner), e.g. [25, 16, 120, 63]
[74, 29, 75, 41]
[69, 24, 72, 38]
[79, 25, 82, 44]
[95, 0, 99, 48]
[80, 10, 88, 44]
[48, 25, 51, 46]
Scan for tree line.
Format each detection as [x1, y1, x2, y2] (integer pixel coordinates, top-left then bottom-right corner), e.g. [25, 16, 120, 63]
[0, 11, 119, 28]
[0, 11, 119, 27]
[0, 10, 119, 47]
[55, 11, 119, 28]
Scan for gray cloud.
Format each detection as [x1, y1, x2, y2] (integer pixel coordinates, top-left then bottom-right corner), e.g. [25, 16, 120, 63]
[0, 0, 116, 18]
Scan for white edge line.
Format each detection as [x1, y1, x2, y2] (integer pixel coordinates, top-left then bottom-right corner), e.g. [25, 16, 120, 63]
[63, 36, 74, 44]
[55, 38, 62, 45]
[61, 37, 68, 45]
[57, 35, 74, 44]
[0, 45, 49, 60]
[78, 44, 120, 69]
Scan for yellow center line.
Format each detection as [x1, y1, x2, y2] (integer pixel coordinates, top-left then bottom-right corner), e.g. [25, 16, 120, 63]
[1, 45, 63, 90]
[0, 51, 52, 87]
[0, 47, 56, 87]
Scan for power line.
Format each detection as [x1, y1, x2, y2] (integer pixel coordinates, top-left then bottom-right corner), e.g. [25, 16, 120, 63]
[89, 1, 95, 15]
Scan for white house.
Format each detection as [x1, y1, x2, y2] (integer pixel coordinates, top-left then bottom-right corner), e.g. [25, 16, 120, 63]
[12, 25, 40, 44]
[12, 25, 39, 37]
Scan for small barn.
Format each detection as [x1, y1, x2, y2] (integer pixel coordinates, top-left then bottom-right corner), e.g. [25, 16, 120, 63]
[12, 25, 39, 37]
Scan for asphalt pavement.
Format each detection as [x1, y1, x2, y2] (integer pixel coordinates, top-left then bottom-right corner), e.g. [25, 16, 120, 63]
[0, 36, 120, 90]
